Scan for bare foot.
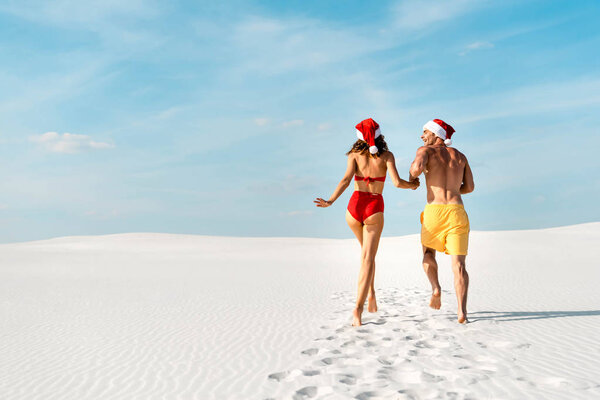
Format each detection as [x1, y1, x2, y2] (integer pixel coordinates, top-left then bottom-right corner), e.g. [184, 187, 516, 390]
[458, 313, 468, 324]
[368, 295, 378, 313]
[429, 288, 441, 310]
[352, 307, 363, 326]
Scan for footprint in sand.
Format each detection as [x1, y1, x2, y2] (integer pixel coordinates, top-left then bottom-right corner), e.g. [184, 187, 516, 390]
[302, 370, 320, 376]
[293, 386, 317, 399]
[337, 373, 356, 385]
[376, 356, 394, 366]
[301, 348, 318, 356]
[315, 357, 336, 366]
[267, 369, 305, 382]
[267, 371, 288, 382]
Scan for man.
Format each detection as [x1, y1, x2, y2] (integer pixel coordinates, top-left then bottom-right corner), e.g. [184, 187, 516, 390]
[409, 119, 474, 323]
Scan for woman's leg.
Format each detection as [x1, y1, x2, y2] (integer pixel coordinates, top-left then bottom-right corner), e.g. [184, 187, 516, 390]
[352, 212, 384, 326]
[345, 210, 363, 243]
[346, 211, 379, 314]
[346, 211, 377, 312]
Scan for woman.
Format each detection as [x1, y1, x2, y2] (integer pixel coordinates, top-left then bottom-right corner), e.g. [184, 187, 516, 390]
[314, 118, 419, 326]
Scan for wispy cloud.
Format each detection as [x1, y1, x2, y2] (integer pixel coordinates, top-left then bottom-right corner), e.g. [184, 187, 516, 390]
[85, 209, 120, 219]
[284, 210, 314, 217]
[30, 132, 114, 154]
[452, 77, 600, 124]
[0, 60, 114, 114]
[392, 0, 481, 31]
[532, 195, 546, 204]
[228, 16, 388, 76]
[0, 0, 158, 28]
[0, 0, 164, 52]
[282, 119, 304, 128]
[459, 41, 494, 56]
[253, 118, 270, 127]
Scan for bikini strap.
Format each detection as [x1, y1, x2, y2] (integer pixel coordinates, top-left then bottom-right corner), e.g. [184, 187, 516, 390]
[355, 175, 386, 183]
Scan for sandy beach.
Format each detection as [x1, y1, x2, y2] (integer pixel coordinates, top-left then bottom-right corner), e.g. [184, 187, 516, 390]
[1, 223, 599, 399]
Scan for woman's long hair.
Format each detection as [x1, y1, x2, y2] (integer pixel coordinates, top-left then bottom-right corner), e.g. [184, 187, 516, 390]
[346, 135, 389, 158]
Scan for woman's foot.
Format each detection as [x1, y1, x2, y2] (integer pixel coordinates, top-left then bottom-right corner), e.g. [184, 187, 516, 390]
[429, 287, 441, 310]
[367, 295, 378, 313]
[458, 311, 468, 324]
[352, 307, 363, 326]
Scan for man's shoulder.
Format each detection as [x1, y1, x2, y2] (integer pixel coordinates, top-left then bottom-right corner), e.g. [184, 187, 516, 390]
[449, 147, 468, 160]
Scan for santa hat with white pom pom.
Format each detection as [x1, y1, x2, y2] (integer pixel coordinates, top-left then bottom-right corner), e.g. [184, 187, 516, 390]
[355, 118, 381, 155]
[423, 119, 455, 146]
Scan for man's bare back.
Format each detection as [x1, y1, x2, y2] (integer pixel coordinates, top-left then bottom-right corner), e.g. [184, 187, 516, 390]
[410, 144, 474, 204]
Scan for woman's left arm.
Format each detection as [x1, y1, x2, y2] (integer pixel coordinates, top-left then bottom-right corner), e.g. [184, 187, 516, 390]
[314, 155, 356, 207]
[386, 152, 419, 189]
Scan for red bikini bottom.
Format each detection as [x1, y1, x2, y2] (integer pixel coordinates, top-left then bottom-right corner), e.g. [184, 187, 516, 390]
[347, 191, 384, 223]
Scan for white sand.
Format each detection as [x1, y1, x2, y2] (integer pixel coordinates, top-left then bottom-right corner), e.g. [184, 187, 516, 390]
[1, 223, 599, 399]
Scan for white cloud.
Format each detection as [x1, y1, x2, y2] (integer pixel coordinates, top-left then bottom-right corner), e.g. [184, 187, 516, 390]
[253, 118, 270, 126]
[30, 132, 114, 154]
[459, 41, 494, 56]
[317, 123, 332, 131]
[282, 119, 305, 128]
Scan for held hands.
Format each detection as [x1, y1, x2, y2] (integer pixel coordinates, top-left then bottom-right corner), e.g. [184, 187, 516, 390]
[314, 198, 332, 207]
[410, 178, 420, 190]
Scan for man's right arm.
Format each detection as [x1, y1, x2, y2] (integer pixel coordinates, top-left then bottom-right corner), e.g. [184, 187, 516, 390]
[409, 147, 428, 181]
[460, 159, 475, 194]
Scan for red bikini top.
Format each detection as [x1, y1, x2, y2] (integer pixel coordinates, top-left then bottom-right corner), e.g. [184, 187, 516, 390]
[355, 175, 386, 183]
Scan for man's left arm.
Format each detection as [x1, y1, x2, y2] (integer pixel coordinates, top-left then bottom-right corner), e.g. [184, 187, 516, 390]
[460, 160, 475, 194]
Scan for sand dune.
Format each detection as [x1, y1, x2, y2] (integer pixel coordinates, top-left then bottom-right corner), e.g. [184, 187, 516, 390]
[1, 223, 599, 399]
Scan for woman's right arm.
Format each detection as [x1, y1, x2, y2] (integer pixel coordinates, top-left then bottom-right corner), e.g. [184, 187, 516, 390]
[314, 155, 356, 207]
[386, 152, 419, 190]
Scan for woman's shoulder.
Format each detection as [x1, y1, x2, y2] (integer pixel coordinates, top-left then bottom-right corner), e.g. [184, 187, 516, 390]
[381, 151, 394, 160]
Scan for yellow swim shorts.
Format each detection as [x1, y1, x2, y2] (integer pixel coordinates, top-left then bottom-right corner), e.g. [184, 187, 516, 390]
[420, 204, 470, 255]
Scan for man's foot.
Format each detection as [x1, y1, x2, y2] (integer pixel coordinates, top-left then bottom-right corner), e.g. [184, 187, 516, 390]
[352, 307, 363, 326]
[458, 312, 468, 324]
[429, 288, 441, 310]
[368, 295, 378, 313]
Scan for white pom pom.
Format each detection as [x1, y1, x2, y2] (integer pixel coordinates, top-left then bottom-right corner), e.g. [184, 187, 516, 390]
[369, 145, 378, 154]
[444, 139, 452, 146]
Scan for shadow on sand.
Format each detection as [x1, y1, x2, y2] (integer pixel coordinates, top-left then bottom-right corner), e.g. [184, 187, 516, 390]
[469, 310, 600, 323]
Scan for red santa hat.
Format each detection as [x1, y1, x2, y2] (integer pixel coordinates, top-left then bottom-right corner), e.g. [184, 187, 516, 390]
[423, 119, 455, 146]
[355, 118, 381, 154]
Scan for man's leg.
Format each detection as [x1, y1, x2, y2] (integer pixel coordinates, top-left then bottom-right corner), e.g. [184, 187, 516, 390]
[451, 255, 469, 323]
[422, 246, 441, 309]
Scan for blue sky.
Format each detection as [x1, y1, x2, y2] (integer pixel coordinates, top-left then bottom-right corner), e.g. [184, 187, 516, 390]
[0, 0, 599, 242]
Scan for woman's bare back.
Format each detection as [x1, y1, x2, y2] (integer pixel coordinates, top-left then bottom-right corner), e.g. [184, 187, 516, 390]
[351, 152, 390, 194]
